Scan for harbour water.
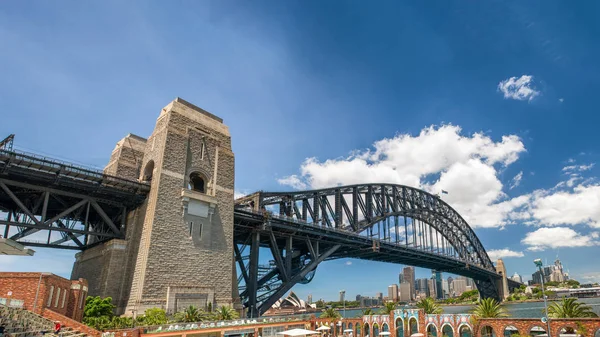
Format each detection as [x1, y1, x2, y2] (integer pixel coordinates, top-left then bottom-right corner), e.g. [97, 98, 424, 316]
[337, 297, 600, 318]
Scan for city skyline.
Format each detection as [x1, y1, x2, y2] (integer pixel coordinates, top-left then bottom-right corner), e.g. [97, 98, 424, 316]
[1, 1, 600, 303]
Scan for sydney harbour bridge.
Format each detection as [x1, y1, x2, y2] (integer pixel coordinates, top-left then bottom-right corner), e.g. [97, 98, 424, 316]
[0, 99, 521, 318]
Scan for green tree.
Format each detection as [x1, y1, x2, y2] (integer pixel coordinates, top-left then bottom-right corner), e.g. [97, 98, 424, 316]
[379, 302, 397, 314]
[547, 297, 599, 318]
[416, 297, 442, 314]
[140, 308, 168, 326]
[213, 306, 240, 321]
[83, 296, 115, 319]
[362, 308, 375, 316]
[470, 298, 508, 318]
[316, 300, 326, 309]
[320, 308, 342, 319]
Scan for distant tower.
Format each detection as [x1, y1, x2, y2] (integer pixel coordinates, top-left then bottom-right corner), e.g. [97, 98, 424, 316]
[495, 259, 509, 300]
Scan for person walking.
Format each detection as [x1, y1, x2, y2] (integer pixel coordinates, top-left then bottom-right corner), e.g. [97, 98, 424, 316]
[0, 323, 6, 337]
[53, 322, 61, 336]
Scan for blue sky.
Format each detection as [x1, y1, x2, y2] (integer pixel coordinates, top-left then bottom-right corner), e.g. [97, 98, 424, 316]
[1, 1, 600, 302]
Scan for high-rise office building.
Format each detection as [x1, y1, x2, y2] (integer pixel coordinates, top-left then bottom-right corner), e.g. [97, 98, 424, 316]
[399, 273, 404, 284]
[511, 272, 523, 283]
[452, 278, 467, 296]
[307, 294, 312, 304]
[433, 270, 443, 299]
[427, 278, 437, 298]
[388, 284, 399, 302]
[399, 282, 411, 302]
[442, 278, 449, 297]
[402, 266, 415, 300]
[339, 290, 345, 302]
[356, 294, 362, 302]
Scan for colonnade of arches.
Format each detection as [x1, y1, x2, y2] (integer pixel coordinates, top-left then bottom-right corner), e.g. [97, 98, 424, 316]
[422, 322, 473, 337]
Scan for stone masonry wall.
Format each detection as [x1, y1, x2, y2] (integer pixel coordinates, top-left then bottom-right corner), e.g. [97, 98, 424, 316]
[125, 98, 235, 314]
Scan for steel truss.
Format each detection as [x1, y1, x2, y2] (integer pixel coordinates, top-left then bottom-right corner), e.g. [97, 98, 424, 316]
[235, 184, 522, 314]
[0, 179, 127, 249]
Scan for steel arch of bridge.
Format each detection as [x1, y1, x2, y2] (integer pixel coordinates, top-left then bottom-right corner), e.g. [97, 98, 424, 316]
[234, 183, 506, 317]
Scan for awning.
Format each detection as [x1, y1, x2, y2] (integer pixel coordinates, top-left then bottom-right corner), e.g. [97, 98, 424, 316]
[277, 329, 320, 336]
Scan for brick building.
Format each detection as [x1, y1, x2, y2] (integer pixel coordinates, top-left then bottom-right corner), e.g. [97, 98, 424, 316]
[0, 272, 87, 321]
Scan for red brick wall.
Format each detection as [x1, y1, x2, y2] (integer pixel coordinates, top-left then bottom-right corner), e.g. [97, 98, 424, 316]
[66, 278, 88, 322]
[42, 308, 101, 337]
[0, 272, 87, 321]
[476, 317, 600, 337]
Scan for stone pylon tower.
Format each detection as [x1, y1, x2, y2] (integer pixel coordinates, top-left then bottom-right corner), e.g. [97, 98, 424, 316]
[122, 98, 235, 314]
[72, 98, 236, 315]
[495, 259, 509, 300]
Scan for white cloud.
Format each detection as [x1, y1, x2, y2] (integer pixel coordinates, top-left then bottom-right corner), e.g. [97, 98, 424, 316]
[487, 248, 525, 261]
[345, 261, 352, 266]
[559, 98, 564, 103]
[510, 171, 523, 190]
[528, 185, 600, 228]
[562, 163, 594, 172]
[498, 75, 540, 102]
[234, 190, 248, 199]
[277, 175, 307, 190]
[579, 272, 600, 283]
[521, 227, 600, 251]
[279, 125, 526, 229]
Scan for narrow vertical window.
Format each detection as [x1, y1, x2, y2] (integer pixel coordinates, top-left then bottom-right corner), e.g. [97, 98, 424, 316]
[189, 221, 193, 237]
[198, 223, 203, 240]
[79, 292, 85, 309]
[201, 142, 205, 160]
[47, 286, 54, 307]
[55, 288, 61, 307]
[61, 290, 66, 308]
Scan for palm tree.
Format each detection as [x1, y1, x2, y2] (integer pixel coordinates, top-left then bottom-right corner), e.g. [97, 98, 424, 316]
[362, 308, 375, 316]
[213, 306, 240, 321]
[380, 302, 397, 314]
[181, 305, 203, 322]
[548, 297, 598, 318]
[470, 298, 508, 318]
[320, 308, 342, 319]
[416, 297, 443, 314]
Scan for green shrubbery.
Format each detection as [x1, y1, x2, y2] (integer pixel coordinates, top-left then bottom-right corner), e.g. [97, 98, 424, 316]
[82, 296, 239, 331]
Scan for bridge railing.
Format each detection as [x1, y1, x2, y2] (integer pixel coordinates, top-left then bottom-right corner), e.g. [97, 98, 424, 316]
[0, 149, 149, 193]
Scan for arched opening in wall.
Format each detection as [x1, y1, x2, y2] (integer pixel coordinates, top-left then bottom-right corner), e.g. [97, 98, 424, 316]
[409, 318, 418, 336]
[189, 172, 206, 193]
[382, 323, 389, 332]
[558, 326, 578, 335]
[458, 325, 472, 337]
[480, 326, 495, 337]
[426, 324, 437, 337]
[503, 325, 519, 337]
[373, 323, 379, 337]
[529, 326, 546, 337]
[142, 160, 154, 182]
[395, 318, 404, 337]
[364, 323, 370, 337]
[441, 324, 453, 337]
[356, 324, 362, 337]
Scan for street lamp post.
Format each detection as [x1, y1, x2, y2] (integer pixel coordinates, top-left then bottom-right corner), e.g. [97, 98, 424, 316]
[534, 259, 551, 337]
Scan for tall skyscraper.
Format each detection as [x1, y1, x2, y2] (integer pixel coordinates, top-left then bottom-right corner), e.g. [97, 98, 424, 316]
[399, 283, 411, 302]
[339, 290, 345, 302]
[427, 278, 437, 299]
[399, 272, 404, 284]
[433, 270, 443, 300]
[308, 294, 313, 304]
[402, 266, 415, 300]
[452, 278, 467, 296]
[511, 272, 523, 283]
[388, 284, 399, 302]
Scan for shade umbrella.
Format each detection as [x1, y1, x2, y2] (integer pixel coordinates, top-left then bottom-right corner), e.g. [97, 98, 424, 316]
[344, 329, 353, 333]
[379, 332, 391, 336]
[317, 326, 331, 331]
[277, 329, 320, 336]
[410, 334, 424, 337]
